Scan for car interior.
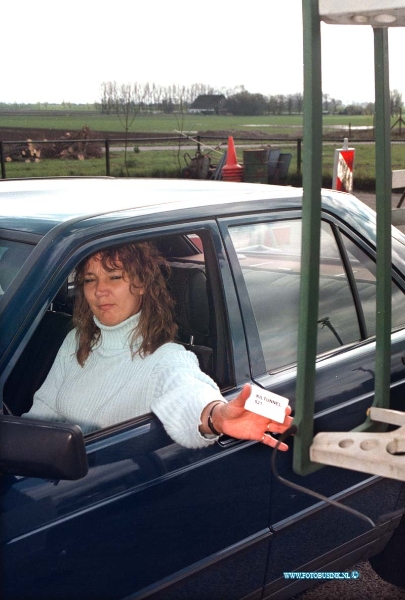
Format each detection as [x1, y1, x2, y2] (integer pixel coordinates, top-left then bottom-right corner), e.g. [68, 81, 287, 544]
[2, 233, 228, 422]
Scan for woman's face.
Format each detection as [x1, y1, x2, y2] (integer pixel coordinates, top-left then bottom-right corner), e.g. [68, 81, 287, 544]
[83, 255, 144, 326]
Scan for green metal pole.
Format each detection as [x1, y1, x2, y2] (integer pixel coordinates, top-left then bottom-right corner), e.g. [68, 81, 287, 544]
[374, 27, 392, 413]
[293, 0, 323, 475]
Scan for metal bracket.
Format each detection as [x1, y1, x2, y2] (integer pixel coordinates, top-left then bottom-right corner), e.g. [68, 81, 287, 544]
[310, 407, 405, 481]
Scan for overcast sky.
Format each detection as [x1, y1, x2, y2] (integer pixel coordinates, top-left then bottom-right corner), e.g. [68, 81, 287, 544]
[2, 0, 404, 105]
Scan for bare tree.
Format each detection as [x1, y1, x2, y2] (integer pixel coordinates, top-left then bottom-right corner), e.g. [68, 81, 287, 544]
[99, 81, 377, 121]
[329, 97, 342, 115]
[174, 96, 187, 175]
[294, 93, 304, 113]
[113, 82, 145, 175]
[391, 89, 403, 116]
[100, 81, 118, 114]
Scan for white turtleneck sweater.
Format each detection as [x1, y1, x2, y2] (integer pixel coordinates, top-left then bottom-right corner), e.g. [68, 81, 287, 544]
[25, 313, 225, 448]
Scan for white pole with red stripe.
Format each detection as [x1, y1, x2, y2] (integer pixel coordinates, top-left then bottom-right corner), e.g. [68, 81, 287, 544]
[332, 138, 355, 192]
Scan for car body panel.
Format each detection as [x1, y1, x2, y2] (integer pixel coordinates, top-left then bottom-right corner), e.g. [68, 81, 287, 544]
[1, 416, 273, 600]
[1, 178, 405, 599]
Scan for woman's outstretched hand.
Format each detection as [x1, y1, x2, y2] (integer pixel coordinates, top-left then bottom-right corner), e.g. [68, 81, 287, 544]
[201, 384, 294, 450]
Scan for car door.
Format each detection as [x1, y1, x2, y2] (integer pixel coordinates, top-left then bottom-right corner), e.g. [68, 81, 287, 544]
[0, 220, 274, 600]
[219, 210, 405, 595]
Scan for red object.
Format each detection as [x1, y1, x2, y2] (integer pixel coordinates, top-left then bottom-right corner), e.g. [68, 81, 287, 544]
[222, 136, 243, 182]
[333, 148, 355, 192]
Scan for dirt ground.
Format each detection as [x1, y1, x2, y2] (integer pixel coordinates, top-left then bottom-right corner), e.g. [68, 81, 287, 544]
[0, 126, 282, 142]
[0, 127, 183, 142]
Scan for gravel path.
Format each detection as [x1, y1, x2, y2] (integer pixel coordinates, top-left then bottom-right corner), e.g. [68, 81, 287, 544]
[293, 560, 405, 599]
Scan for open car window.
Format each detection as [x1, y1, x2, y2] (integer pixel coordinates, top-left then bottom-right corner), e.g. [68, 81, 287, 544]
[4, 230, 231, 439]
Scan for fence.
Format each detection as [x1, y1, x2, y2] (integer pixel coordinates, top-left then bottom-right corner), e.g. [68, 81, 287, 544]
[0, 136, 192, 180]
[1, 135, 404, 187]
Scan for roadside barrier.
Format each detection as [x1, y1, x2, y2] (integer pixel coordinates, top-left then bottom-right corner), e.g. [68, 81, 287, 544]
[332, 138, 355, 192]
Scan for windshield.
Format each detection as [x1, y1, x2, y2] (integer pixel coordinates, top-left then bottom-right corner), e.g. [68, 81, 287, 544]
[0, 239, 35, 296]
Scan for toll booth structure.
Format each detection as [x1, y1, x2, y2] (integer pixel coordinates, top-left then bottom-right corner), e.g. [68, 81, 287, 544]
[293, 0, 405, 480]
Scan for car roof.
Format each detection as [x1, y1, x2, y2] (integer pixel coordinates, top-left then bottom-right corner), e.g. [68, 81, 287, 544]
[0, 177, 376, 238]
[0, 177, 301, 235]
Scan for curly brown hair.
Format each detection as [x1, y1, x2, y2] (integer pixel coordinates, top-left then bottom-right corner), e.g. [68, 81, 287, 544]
[73, 242, 177, 366]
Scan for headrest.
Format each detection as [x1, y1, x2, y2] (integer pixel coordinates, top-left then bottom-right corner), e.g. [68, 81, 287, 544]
[167, 262, 210, 344]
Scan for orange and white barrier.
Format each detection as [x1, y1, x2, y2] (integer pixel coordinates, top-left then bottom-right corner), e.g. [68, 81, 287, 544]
[332, 138, 355, 193]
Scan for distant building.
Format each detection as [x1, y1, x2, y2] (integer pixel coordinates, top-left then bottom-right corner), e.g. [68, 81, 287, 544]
[188, 94, 226, 115]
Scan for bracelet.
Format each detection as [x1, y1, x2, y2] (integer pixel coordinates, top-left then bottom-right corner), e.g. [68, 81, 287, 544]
[207, 402, 222, 436]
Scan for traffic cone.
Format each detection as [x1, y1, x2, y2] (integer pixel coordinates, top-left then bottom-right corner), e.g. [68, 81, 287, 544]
[222, 136, 243, 182]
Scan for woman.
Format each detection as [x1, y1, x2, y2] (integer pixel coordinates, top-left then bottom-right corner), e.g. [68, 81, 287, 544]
[25, 242, 292, 449]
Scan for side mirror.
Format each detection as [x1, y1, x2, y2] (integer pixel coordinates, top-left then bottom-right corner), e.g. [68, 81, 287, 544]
[0, 415, 88, 480]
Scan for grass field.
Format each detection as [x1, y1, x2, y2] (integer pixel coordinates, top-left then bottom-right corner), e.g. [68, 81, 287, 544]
[4, 141, 405, 189]
[0, 110, 380, 136]
[1, 109, 404, 187]
[3, 149, 183, 179]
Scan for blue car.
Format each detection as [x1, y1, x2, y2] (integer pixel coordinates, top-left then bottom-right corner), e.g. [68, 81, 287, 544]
[1, 178, 405, 599]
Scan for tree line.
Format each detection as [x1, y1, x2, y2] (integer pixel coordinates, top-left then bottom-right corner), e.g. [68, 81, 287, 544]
[0, 83, 402, 117]
[98, 81, 403, 117]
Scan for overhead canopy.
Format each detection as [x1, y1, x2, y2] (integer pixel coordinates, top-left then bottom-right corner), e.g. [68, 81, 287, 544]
[319, 0, 405, 26]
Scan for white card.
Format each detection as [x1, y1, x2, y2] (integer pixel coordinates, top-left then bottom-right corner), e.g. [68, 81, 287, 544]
[244, 384, 289, 423]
